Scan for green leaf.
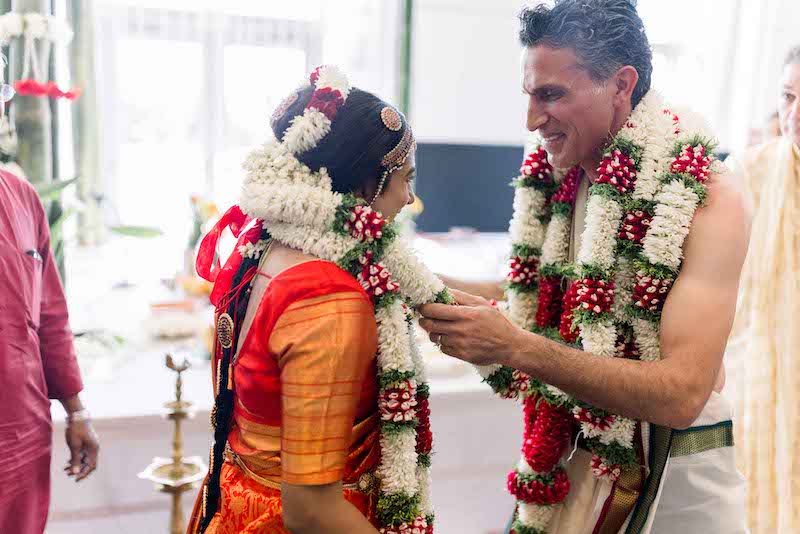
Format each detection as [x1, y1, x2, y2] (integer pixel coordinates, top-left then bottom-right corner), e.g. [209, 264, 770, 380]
[377, 492, 420, 527]
[607, 136, 645, 167]
[434, 287, 455, 305]
[588, 182, 623, 201]
[49, 206, 78, 245]
[572, 308, 614, 326]
[584, 437, 639, 467]
[551, 201, 573, 218]
[511, 244, 541, 259]
[36, 177, 78, 202]
[512, 519, 548, 534]
[615, 238, 643, 260]
[109, 225, 163, 238]
[670, 134, 719, 158]
[539, 263, 576, 279]
[577, 263, 614, 280]
[379, 370, 417, 389]
[507, 281, 539, 294]
[483, 365, 515, 394]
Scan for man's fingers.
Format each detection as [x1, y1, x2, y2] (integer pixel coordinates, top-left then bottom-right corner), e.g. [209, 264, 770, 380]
[429, 331, 444, 345]
[75, 460, 96, 482]
[418, 302, 467, 320]
[67, 441, 81, 476]
[449, 288, 489, 307]
[419, 317, 461, 335]
[87, 442, 99, 471]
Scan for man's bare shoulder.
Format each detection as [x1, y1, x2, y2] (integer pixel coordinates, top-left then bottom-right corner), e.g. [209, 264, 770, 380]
[700, 171, 752, 232]
[682, 171, 751, 275]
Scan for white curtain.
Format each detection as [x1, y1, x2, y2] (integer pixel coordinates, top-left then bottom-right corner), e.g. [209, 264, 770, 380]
[91, 0, 402, 275]
[636, 0, 798, 153]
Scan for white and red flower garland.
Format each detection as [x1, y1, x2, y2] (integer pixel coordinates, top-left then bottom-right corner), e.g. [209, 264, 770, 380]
[479, 90, 720, 534]
[236, 65, 448, 534]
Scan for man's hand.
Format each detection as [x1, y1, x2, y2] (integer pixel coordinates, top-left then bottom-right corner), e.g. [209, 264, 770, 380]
[64, 419, 99, 482]
[418, 289, 520, 366]
[437, 275, 507, 302]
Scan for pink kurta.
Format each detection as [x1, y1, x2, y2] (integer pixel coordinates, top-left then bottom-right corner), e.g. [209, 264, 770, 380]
[0, 170, 83, 534]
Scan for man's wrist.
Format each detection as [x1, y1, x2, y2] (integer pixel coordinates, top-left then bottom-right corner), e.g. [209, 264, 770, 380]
[66, 409, 91, 425]
[59, 394, 86, 414]
[500, 328, 532, 369]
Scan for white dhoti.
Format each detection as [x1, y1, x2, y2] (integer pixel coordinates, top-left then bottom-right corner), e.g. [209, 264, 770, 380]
[541, 392, 748, 534]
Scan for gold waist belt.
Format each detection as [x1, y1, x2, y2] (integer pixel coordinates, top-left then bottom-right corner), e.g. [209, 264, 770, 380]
[670, 420, 734, 457]
[227, 450, 378, 494]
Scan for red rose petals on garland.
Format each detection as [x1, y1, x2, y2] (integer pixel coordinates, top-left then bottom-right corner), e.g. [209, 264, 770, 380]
[535, 276, 565, 329]
[507, 468, 570, 506]
[379, 379, 418, 423]
[536, 165, 580, 331]
[664, 108, 681, 135]
[357, 251, 400, 300]
[519, 147, 554, 185]
[618, 209, 652, 245]
[670, 144, 713, 183]
[572, 406, 614, 433]
[573, 278, 615, 315]
[380, 516, 429, 534]
[415, 395, 433, 457]
[632, 272, 673, 313]
[591, 454, 621, 482]
[558, 278, 615, 342]
[509, 370, 532, 399]
[551, 165, 581, 205]
[615, 334, 642, 360]
[345, 204, 387, 243]
[522, 399, 573, 473]
[558, 282, 581, 343]
[595, 149, 637, 194]
[508, 255, 540, 288]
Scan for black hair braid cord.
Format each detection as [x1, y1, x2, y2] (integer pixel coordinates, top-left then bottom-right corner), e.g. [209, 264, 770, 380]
[198, 230, 270, 533]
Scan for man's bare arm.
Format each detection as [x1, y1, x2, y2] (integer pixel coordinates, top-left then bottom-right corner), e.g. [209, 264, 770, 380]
[421, 177, 750, 429]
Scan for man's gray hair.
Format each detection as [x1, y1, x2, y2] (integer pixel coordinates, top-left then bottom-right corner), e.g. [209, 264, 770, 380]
[518, 0, 652, 108]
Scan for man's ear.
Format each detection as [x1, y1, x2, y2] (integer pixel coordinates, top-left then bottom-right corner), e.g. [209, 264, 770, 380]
[613, 65, 639, 105]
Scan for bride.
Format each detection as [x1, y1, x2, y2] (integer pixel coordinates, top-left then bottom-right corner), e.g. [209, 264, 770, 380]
[188, 65, 450, 534]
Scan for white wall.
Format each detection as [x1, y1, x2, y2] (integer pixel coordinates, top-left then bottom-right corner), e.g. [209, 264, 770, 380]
[410, 0, 529, 146]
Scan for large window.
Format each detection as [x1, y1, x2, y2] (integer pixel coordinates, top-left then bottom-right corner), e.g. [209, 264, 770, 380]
[93, 0, 401, 276]
[94, 4, 318, 273]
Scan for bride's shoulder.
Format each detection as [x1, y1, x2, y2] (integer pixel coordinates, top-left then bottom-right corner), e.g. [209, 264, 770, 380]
[266, 243, 368, 301]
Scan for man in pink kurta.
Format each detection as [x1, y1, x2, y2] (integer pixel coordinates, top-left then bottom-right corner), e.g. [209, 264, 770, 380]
[0, 169, 99, 534]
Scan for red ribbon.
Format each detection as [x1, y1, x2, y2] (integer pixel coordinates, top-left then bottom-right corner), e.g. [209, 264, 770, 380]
[14, 79, 82, 100]
[196, 205, 258, 306]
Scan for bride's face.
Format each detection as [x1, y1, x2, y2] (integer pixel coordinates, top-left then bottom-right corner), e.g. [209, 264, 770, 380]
[371, 150, 416, 222]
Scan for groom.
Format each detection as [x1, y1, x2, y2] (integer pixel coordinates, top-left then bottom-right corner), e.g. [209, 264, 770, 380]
[420, 1, 750, 532]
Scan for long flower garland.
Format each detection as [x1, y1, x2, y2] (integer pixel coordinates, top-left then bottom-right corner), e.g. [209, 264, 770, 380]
[236, 66, 450, 534]
[480, 91, 720, 534]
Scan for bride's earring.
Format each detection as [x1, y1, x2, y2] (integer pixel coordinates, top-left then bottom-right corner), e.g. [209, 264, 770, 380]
[368, 171, 388, 206]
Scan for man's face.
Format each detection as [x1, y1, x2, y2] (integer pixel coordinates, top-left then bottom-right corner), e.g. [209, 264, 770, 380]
[779, 62, 800, 148]
[522, 45, 617, 169]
